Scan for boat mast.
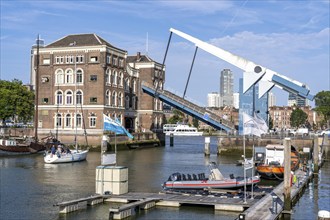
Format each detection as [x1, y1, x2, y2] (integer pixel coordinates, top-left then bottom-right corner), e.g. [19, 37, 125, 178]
[34, 34, 40, 142]
[74, 42, 78, 151]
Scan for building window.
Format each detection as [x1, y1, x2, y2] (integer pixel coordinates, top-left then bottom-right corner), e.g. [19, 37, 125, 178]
[112, 56, 117, 65]
[42, 98, 48, 104]
[107, 54, 111, 64]
[76, 90, 82, 105]
[90, 75, 97, 81]
[106, 90, 111, 105]
[76, 55, 84, 63]
[125, 78, 130, 91]
[132, 96, 136, 110]
[66, 55, 74, 64]
[89, 113, 96, 127]
[55, 69, 64, 84]
[56, 91, 63, 105]
[119, 58, 124, 67]
[125, 96, 129, 109]
[119, 72, 123, 86]
[76, 113, 82, 128]
[65, 90, 73, 105]
[113, 71, 117, 85]
[43, 59, 50, 65]
[65, 69, 74, 84]
[90, 56, 98, 62]
[65, 113, 72, 128]
[118, 92, 122, 107]
[90, 97, 97, 103]
[106, 69, 111, 84]
[55, 113, 62, 128]
[133, 80, 136, 93]
[76, 69, 83, 83]
[112, 91, 117, 106]
[55, 56, 64, 64]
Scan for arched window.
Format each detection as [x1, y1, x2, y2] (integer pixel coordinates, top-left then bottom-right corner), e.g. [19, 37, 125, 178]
[76, 113, 82, 128]
[132, 96, 136, 110]
[106, 69, 111, 84]
[118, 92, 122, 107]
[65, 69, 74, 84]
[76, 90, 83, 105]
[112, 91, 117, 106]
[125, 96, 129, 109]
[56, 91, 63, 105]
[65, 113, 72, 128]
[65, 90, 73, 105]
[55, 69, 64, 84]
[119, 72, 123, 86]
[89, 113, 96, 127]
[106, 90, 111, 105]
[76, 69, 83, 84]
[113, 71, 117, 85]
[111, 72, 116, 85]
[125, 78, 130, 91]
[55, 113, 62, 128]
[133, 80, 136, 93]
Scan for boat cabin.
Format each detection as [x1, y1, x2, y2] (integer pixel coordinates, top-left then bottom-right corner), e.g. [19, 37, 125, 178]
[264, 145, 284, 166]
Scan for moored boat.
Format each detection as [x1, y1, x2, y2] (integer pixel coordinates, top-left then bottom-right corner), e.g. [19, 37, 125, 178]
[164, 124, 203, 136]
[256, 144, 299, 180]
[0, 139, 30, 153]
[162, 162, 260, 190]
[44, 146, 88, 164]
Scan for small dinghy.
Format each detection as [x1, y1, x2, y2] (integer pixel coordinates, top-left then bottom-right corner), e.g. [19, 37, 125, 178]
[163, 162, 260, 190]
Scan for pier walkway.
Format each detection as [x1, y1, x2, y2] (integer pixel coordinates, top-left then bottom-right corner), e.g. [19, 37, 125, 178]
[241, 169, 312, 220]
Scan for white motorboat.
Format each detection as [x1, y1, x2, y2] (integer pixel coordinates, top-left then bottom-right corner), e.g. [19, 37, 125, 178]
[44, 148, 88, 164]
[164, 124, 203, 136]
[163, 162, 260, 190]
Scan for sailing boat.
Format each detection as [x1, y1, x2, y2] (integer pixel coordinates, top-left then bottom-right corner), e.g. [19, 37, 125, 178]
[44, 48, 88, 164]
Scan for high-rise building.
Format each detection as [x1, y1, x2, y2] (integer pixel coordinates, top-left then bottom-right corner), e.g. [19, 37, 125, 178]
[233, 93, 239, 109]
[238, 78, 268, 134]
[207, 92, 220, 107]
[220, 69, 234, 107]
[288, 84, 309, 107]
[268, 92, 276, 107]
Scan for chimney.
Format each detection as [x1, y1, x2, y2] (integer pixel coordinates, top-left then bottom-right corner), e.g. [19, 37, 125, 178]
[137, 52, 141, 60]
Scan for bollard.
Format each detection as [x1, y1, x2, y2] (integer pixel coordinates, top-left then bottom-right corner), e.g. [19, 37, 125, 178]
[204, 137, 210, 156]
[272, 195, 278, 214]
[170, 133, 174, 147]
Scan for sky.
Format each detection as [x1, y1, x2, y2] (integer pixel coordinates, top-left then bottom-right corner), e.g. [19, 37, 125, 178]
[1, 0, 329, 107]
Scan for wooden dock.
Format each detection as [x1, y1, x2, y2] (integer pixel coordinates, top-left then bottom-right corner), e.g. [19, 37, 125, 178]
[240, 169, 312, 220]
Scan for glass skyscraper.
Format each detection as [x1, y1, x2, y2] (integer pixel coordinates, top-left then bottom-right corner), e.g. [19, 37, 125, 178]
[238, 78, 268, 135]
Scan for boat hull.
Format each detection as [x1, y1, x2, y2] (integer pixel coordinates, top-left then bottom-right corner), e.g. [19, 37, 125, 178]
[163, 177, 260, 190]
[0, 144, 30, 153]
[256, 165, 284, 180]
[44, 150, 88, 164]
[165, 132, 203, 136]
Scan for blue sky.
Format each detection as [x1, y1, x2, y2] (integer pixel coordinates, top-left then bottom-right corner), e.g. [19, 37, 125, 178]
[1, 0, 329, 107]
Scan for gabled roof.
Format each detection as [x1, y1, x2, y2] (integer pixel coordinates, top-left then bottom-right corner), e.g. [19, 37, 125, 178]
[45, 33, 126, 52]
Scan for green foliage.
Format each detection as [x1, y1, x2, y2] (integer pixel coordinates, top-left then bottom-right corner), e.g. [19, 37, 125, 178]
[314, 90, 330, 127]
[268, 115, 273, 129]
[0, 79, 35, 124]
[168, 109, 184, 124]
[192, 117, 199, 129]
[290, 108, 308, 128]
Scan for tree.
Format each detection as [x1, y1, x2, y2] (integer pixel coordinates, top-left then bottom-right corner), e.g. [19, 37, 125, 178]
[314, 90, 330, 128]
[0, 79, 35, 124]
[290, 108, 308, 128]
[192, 117, 199, 129]
[168, 109, 184, 124]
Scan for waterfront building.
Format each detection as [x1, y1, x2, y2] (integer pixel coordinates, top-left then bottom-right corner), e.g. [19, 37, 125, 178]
[127, 52, 165, 131]
[238, 78, 268, 134]
[30, 34, 164, 144]
[269, 106, 322, 130]
[220, 69, 234, 107]
[207, 92, 220, 108]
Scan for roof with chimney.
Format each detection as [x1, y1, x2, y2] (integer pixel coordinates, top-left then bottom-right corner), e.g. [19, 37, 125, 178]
[127, 52, 158, 64]
[45, 33, 126, 52]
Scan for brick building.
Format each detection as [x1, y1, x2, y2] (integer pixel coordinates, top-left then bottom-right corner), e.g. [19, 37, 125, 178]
[30, 34, 164, 144]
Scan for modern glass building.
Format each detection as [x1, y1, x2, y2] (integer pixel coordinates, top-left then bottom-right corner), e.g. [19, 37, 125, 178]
[238, 78, 268, 135]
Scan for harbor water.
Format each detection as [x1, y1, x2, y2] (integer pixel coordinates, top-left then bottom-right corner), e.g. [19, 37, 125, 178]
[0, 136, 329, 220]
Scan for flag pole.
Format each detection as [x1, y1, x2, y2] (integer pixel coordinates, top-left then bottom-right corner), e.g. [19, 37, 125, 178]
[243, 133, 247, 204]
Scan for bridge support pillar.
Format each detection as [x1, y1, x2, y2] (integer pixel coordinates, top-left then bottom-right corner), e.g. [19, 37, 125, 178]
[205, 137, 210, 156]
